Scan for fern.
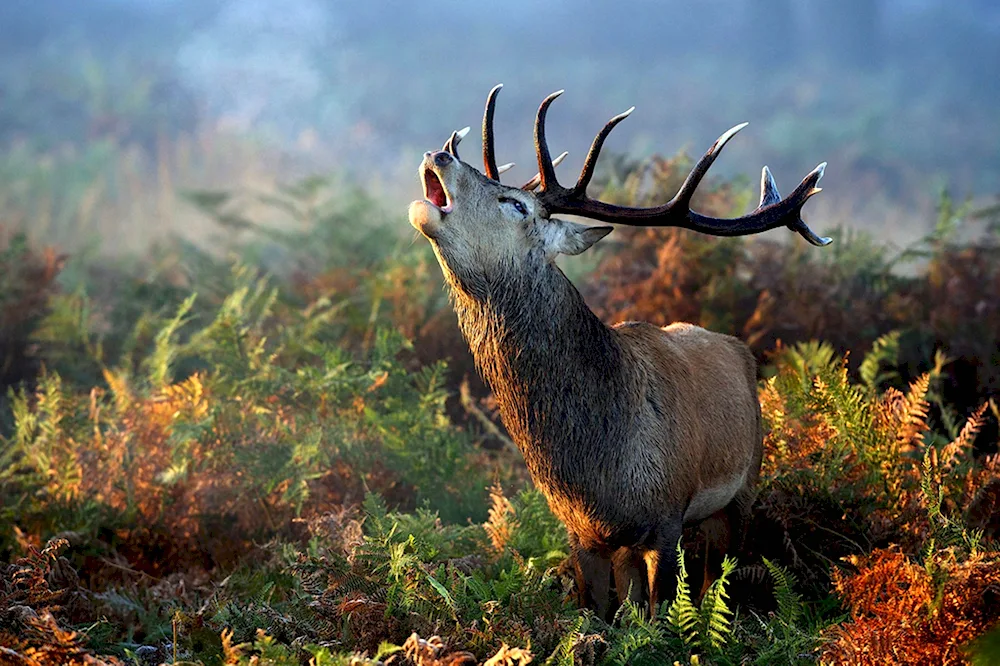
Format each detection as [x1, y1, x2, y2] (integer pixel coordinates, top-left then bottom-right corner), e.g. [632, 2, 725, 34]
[859, 330, 901, 392]
[699, 556, 737, 652]
[745, 559, 822, 666]
[485, 481, 517, 554]
[607, 599, 669, 666]
[920, 449, 983, 555]
[143, 292, 196, 387]
[659, 546, 740, 658]
[925, 349, 961, 440]
[425, 571, 459, 620]
[777, 340, 841, 410]
[665, 545, 699, 645]
[544, 614, 589, 666]
[762, 558, 803, 629]
[938, 402, 988, 475]
[508, 488, 569, 564]
[895, 373, 931, 450]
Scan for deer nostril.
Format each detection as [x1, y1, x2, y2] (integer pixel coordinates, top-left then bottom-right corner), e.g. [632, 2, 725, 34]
[433, 151, 453, 167]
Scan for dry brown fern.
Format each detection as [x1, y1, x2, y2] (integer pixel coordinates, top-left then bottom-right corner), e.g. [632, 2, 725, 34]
[823, 548, 1000, 665]
[401, 633, 477, 666]
[895, 373, 931, 453]
[484, 482, 517, 555]
[482, 643, 533, 666]
[940, 403, 989, 474]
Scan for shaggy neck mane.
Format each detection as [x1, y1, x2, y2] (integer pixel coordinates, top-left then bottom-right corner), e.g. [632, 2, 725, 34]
[445, 253, 630, 487]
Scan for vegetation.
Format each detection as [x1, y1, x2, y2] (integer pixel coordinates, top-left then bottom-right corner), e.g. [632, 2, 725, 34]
[0, 150, 998, 664]
[1, 4, 998, 661]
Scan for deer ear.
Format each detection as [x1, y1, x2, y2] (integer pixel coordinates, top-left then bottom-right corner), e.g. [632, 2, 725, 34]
[547, 219, 613, 256]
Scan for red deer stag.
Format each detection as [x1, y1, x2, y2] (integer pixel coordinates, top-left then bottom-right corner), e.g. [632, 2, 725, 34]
[408, 85, 830, 618]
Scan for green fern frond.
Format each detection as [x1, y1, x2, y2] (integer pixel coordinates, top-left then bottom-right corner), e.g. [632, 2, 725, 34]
[788, 340, 840, 378]
[665, 545, 699, 645]
[762, 557, 803, 628]
[919, 448, 984, 555]
[544, 614, 589, 666]
[608, 599, 669, 666]
[425, 572, 458, 620]
[859, 330, 901, 392]
[698, 556, 736, 652]
[921, 448, 945, 526]
[144, 292, 196, 387]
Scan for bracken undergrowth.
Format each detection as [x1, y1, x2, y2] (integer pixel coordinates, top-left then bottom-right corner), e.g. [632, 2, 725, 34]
[1, 164, 998, 665]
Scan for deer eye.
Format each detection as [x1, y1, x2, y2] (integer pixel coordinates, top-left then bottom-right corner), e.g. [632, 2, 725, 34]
[499, 196, 528, 218]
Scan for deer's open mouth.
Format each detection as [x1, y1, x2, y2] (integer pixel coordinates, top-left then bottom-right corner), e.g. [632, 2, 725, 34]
[422, 168, 452, 213]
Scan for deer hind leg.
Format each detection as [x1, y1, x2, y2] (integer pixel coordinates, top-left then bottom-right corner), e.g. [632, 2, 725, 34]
[612, 547, 645, 609]
[699, 486, 755, 597]
[698, 510, 730, 598]
[644, 520, 684, 616]
[570, 537, 613, 620]
[725, 484, 755, 554]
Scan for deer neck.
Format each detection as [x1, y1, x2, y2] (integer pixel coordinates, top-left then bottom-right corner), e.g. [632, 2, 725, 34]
[446, 255, 630, 478]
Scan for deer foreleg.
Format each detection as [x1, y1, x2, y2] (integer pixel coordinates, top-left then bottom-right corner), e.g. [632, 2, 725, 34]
[570, 535, 613, 620]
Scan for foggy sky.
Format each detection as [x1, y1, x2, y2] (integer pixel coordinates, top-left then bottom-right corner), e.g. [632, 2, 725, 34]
[2, 0, 999, 233]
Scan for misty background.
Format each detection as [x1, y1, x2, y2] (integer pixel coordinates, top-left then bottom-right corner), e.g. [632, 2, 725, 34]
[1, 0, 998, 250]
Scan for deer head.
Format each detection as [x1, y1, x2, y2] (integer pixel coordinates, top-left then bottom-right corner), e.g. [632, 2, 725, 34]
[408, 129, 611, 296]
[409, 85, 831, 291]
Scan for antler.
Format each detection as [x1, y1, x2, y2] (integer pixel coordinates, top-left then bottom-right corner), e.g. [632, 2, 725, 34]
[482, 84, 503, 179]
[507, 90, 831, 246]
[443, 126, 470, 160]
[478, 84, 568, 189]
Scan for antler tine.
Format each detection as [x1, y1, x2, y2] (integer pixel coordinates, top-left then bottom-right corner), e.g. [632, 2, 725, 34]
[443, 126, 471, 160]
[483, 84, 503, 180]
[756, 163, 829, 245]
[533, 90, 564, 192]
[783, 162, 832, 246]
[442, 131, 459, 158]
[574, 106, 634, 195]
[759, 166, 782, 207]
[522, 151, 568, 191]
[672, 122, 748, 209]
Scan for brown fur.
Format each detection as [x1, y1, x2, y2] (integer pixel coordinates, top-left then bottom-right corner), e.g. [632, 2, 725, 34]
[409, 151, 763, 618]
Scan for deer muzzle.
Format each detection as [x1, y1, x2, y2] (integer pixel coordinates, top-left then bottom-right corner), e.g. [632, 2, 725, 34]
[409, 152, 457, 238]
[420, 152, 454, 213]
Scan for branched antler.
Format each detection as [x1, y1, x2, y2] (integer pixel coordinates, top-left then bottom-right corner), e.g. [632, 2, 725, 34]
[479, 87, 832, 246]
